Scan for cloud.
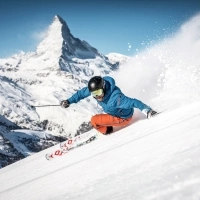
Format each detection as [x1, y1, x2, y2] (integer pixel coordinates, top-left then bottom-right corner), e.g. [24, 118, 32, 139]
[31, 27, 48, 42]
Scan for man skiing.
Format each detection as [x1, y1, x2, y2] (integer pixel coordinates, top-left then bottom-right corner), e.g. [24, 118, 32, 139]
[60, 76, 157, 135]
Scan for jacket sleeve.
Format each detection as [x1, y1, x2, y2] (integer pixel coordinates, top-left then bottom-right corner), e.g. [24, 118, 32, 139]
[67, 87, 91, 104]
[112, 93, 151, 112]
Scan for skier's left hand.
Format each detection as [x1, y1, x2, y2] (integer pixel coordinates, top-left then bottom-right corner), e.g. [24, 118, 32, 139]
[147, 109, 158, 119]
[60, 100, 70, 108]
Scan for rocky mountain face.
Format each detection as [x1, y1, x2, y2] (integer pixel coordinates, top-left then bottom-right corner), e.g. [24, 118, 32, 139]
[0, 115, 65, 168]
[0, 15, 128, 168]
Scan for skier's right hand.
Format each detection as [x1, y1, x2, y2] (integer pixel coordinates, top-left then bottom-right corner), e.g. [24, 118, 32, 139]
[60, 100, 70, 108]
[147, 109, 158, 118]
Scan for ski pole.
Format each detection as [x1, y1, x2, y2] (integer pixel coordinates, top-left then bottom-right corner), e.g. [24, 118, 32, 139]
[31, 105, 60, 108]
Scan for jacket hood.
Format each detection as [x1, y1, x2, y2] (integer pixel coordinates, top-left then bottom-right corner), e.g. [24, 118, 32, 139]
[103, 76, 117, 101]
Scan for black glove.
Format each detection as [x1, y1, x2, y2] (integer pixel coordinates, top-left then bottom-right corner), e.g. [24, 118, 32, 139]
[147, 109, 158, 119]
[60, 100, 70, 108]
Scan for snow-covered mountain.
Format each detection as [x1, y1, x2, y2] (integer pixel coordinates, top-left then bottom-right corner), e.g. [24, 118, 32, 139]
[106, 52, 130, 65]
[0, 15, 130, 168]
[0, 15, 123, 134]
[36, 15, 120, 74]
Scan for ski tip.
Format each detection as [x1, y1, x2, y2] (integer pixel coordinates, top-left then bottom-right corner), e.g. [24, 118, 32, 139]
[45, 154, 51, 161]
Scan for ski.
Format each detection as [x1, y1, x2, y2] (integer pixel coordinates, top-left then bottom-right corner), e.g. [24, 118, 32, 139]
[45, 130, 98, 160]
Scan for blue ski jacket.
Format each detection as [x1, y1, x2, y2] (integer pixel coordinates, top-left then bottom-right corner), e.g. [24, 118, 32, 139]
[67, 76, 151, 119]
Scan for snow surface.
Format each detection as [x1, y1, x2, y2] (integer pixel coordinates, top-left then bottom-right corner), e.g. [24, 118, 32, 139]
[0, 103, 200, 200]
[0, 13, 200, 199]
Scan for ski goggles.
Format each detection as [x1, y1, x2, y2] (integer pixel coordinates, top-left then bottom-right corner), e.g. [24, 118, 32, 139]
[91, 89, 103, 97]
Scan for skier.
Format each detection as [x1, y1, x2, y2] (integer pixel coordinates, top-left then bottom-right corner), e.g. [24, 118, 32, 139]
[60, 76, 157, 134]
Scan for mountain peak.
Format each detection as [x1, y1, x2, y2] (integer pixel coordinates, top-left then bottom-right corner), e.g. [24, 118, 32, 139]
[37, 15, 101, 60]
[54, 15, 63, 21]
[36, 15, 68, 56]
[35, 15, 118, 73]
[53, 15, 65, 23]
[52, 15, 70, 33]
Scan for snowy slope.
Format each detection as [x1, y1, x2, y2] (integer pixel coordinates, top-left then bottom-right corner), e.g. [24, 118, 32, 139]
[0, 103, 200, 200]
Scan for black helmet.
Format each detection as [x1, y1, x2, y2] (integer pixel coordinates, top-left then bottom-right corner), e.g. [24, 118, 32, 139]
[88, 76, 104, 92]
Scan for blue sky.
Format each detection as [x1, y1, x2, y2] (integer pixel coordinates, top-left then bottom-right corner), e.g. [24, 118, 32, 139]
[0, 0, 200, 58]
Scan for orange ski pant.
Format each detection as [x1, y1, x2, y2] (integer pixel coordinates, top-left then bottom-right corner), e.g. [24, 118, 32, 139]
[91, 114, 132, 134]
